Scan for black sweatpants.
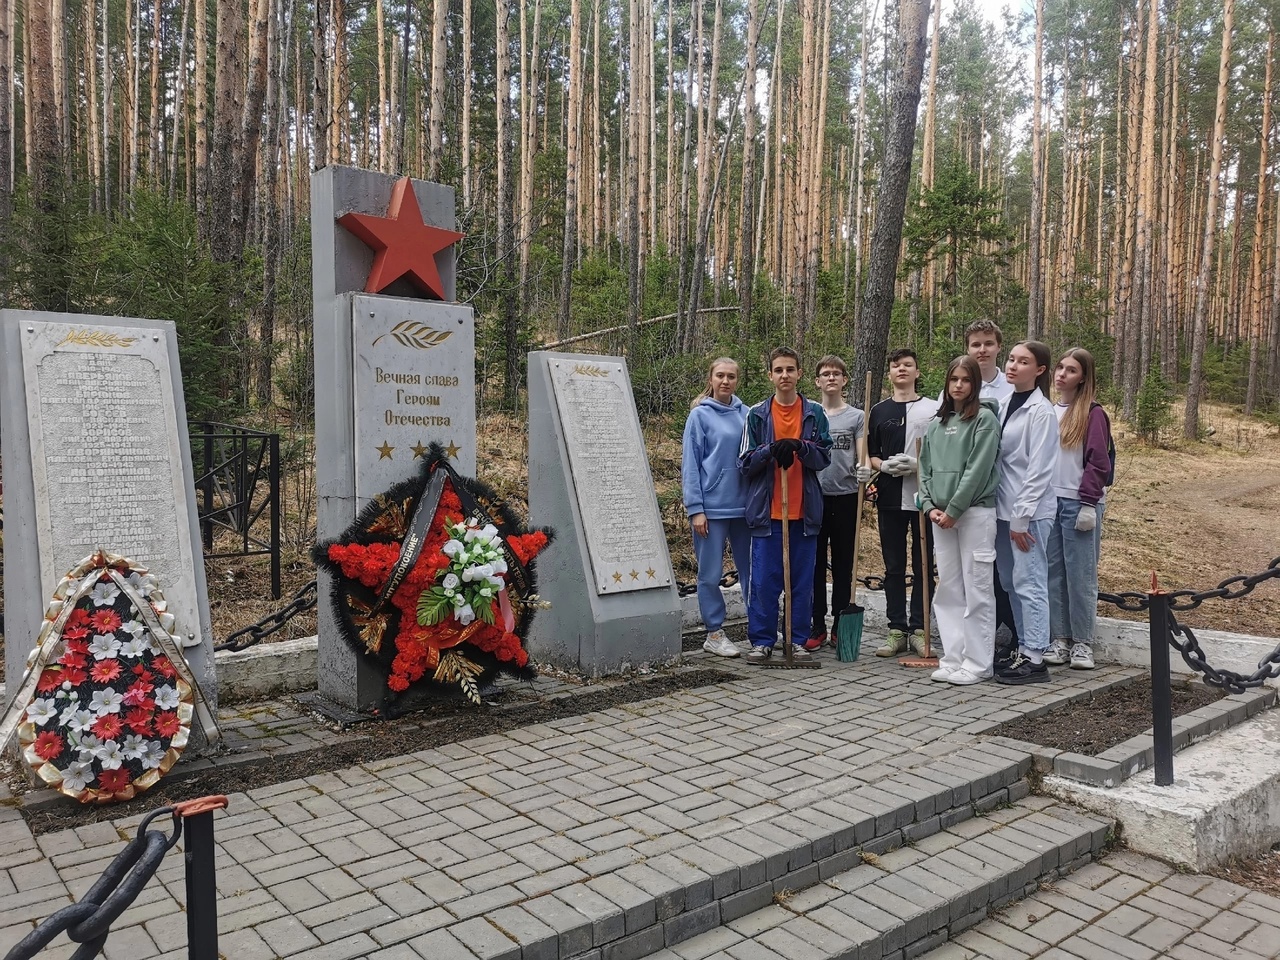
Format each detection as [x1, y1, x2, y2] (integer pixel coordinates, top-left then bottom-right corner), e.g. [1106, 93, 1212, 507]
[877, 507, 935, 633]
[812, 493, 860, 634]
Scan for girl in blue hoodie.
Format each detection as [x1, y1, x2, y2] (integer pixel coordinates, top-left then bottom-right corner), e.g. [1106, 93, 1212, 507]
[683, 358, 751, 657]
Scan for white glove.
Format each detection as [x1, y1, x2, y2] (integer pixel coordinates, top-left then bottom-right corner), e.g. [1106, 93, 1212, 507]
[855, 464, 873, 484]
[882, 454, 917, 477]
[1075, 507, 1098, 532]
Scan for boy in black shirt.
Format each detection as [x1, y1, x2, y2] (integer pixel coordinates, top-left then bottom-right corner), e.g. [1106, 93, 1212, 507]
[867, 349, 938, 657]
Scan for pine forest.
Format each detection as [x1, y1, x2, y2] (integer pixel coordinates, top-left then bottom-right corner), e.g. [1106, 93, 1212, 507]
[4, 0, 1280, 439]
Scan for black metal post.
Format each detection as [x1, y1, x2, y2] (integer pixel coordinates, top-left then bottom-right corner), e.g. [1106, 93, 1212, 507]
[1149, 590, 1174, 785]
[200, 432, 214, 551]
[269, 433, 281, 600]
[184, 811, 219, 960]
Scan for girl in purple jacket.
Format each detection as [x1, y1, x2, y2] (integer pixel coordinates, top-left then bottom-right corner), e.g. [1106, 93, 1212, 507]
[1045, 348, 1112, 670]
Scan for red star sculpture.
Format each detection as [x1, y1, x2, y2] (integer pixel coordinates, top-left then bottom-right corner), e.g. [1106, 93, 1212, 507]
[337, 177, 465, 300]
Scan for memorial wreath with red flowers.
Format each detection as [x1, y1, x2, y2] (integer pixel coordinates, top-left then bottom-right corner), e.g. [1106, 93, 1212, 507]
[12, 552, 202, 803]
[314, 445, 552, 704]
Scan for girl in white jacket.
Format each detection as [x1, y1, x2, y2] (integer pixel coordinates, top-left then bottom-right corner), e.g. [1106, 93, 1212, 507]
[994, 341, 1059, 685]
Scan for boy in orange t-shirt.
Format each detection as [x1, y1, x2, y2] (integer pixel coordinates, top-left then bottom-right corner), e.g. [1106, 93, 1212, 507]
[737, 348, 833, 663]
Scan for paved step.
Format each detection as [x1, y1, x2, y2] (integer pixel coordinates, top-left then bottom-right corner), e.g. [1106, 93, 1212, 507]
[632, 796, 1112, 960]
[398, 748, 1038, 960]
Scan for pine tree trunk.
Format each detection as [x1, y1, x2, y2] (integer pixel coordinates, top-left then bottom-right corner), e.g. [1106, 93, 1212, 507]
[376, 0, 387, 171]
[852, 0, 930, 403]
[195, 0, 209, 210]
[1244, 29, 1272, 415]
[211, 0, 246, 260]
[460, 0, 472, 201]
[558, 0, 582, 337]
[241, 0, 272, 247]
[1026, 0, 1045, 338]
[738, 0, 760, 339]
[0, 0, 12, 222]
[168, 0, 191, 197]
[1185, 0, 1233, 437]
[428, 0, 446, 180]
[311, 0, 328, 170]
[496, 0, 518, 408]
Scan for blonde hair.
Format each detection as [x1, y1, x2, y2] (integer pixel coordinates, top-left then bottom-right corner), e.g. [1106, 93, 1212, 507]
[1056, 347, 1097, 448]
[692, 357, 741, 409]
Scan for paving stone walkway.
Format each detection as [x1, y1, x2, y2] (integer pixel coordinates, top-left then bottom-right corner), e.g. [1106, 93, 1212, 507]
[0, 651, 1272, 960]
[918, 850, 1280, 960]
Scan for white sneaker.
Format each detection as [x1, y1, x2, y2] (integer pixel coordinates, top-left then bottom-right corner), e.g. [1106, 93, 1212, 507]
[1043, 638, 1071, 665]
[930, 667, 954, 683]
[703, 630, 740, 658]
[948, 669, 982, 685]
[1070, 643, 1095, 670]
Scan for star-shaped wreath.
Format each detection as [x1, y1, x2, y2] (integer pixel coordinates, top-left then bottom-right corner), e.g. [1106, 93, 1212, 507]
[313, 445, 551, 704]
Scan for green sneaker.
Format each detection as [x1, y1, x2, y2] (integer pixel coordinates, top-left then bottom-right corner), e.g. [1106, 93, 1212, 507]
[875, 629, 908, 657]
[909, 630, 929, 657]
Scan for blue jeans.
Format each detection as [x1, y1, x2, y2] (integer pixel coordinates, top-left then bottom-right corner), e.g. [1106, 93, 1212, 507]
[995, 517, 1052, 655]
[692, 517, 752, 632]
[1048, 498, 1102, 644]
[748, 520, 817, 647]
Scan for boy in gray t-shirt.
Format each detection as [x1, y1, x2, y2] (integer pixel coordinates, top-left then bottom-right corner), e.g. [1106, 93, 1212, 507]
[806, 355, 870, 648]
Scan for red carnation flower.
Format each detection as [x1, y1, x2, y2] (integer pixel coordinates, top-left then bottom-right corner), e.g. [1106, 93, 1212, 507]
[132, 664, 154, 682]
[97, 768, 133, 792]
[36, 670, 63, 694]
[125, 707, 153, 735]
[33, 731, 65, 761]
[66, 609, 91, 629]
[89, 610, 122, 633]
[89, 660, 121, 683]
[63, 626, 90, 642]
[153, 712, 181, 737]
[61, 668, 88, 686]
[60, 651, 88, 669]
[153, 657, 177, 679]
[91, 714, 123, 740]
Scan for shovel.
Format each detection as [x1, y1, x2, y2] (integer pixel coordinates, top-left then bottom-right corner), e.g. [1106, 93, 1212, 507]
[900, 436, 938, 668]
[836, 372, 873, 661]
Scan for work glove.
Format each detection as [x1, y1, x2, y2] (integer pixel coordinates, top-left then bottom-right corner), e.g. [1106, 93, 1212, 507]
[881, 454, 917, 477]
[770, 438, 802, 469]
[1074, 506, 1098, 532]
[854, 464, 873, 484]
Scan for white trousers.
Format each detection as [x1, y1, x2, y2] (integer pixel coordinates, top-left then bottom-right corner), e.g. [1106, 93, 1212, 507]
[932, 506, 997, 678]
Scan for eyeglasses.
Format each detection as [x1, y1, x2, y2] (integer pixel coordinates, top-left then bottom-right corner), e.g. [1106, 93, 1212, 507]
[818, 372, 846, 379]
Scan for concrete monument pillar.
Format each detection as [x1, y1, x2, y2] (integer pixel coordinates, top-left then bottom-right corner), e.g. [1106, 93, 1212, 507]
[526, 351, 681, 673]
[311, 166, 475, 713]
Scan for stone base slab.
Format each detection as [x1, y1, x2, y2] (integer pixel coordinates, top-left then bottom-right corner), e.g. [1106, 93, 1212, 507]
[1044, 707, 1280, 870]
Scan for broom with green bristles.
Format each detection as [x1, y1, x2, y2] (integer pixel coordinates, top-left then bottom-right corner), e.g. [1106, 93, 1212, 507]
[836, 372, 873, 661]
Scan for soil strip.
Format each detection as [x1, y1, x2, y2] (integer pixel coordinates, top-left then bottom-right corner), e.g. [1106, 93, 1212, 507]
[991, 675, 1224, 756]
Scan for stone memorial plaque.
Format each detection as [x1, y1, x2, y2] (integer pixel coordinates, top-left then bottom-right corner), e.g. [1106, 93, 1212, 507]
[547, 358, 674, 595]
[1, 311, 216, 725]
[351, 293, 475, 505]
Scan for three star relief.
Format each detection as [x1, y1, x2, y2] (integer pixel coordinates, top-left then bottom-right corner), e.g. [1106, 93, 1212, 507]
[337, 176, 465, 300]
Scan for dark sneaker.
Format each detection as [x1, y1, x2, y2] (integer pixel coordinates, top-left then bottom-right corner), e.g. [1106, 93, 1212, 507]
[993, 645, 1018, 671]
[745, 645, 773, 664]
[804, 631, 827, 652]
[995, 654, 1050, 685]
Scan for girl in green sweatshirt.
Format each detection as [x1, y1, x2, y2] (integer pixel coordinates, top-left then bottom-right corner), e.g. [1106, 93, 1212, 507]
[918, 355, 1002, 685]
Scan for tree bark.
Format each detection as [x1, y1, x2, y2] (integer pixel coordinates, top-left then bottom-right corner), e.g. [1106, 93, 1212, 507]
[168, 0, 191, 196]
[1185, 0, 1233, 438]
[1244, 29, 1272, 415]
[852, 0, 930, 404]
[559, 0, 583, 337]
[428, 0, 447, 180]
[738, 0, 760, 340]
[1026, 0, 1045, 338]
[496, 0, 518, 408]
[460, 0, 472, 201]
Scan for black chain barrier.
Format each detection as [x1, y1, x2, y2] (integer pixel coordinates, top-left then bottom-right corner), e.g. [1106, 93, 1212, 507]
[6, 808, 181, 960]
[674, 569, 901, 598]
[1097, 555, 1280, 693]
[214, 579, 318, 652]
[5, 797, 227, 960]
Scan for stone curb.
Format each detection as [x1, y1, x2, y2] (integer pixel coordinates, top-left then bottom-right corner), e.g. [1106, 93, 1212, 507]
[992, 686, 1276, 788]
[630, 797, 1112, 960]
